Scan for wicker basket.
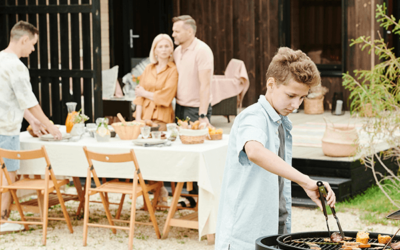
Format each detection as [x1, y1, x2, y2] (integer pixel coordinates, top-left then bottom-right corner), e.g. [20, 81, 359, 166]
[180, 135, 206, 144]
[321, 122, 359, 157]
[304, 97, 324, 114]
[179, 128, 208, 144]
[112, 122, 144, 140]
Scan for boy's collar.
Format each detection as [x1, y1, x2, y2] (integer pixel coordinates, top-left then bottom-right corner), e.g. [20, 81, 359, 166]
[258, 95, 292, 130]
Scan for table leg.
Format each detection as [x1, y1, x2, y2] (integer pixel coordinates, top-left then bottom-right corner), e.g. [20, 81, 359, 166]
[72, 177, 85, 216]
[162, 182, 184, 239]
[207, 234, 215, 245]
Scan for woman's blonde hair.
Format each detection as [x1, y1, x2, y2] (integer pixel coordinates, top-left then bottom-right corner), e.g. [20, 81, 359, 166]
[266, 47, 320, 87]
[149, 34, 174, 64]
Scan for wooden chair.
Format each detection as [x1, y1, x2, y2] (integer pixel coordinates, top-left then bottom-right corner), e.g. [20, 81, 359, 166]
[0, 146, 73, 245]
[82, 146, 162, 249]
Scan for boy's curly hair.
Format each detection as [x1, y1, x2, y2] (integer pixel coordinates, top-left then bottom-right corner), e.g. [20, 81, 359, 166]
[266, 47, 320, 87]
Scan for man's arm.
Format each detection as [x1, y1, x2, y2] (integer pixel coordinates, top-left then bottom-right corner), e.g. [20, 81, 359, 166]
[198, 69, 212, 126]
[28, 104, 62, 139]
[244, 140, 336, 209]
[24, 110, 48, 136]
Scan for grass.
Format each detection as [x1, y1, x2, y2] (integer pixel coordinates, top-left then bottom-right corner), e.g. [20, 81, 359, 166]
[326, 180, 400, 226]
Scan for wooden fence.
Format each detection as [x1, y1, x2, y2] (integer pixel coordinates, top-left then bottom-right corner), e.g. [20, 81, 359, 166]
[0, 0, 102, 125]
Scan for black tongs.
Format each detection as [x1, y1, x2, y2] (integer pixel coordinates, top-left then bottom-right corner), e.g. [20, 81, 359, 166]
[317, 181, 345, 239]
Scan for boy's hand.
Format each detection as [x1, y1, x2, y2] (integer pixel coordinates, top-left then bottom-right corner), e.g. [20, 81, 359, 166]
[302, 179, 336, 210]
[47, 124, 62, 140]
[30, 119, 48, 137]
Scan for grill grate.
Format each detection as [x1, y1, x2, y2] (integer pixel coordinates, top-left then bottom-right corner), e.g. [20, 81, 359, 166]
[277, 231, 398, 250]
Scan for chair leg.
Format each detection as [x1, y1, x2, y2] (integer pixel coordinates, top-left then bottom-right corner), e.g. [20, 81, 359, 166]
[143, 188, 160, 239]
[76, 184, 86, 217]
[36, 190, 44, 219]
[115, 194, 126, 220]
[0, 189, 3, 226]
[99, 192, 116, 234]
[128, 194, 137, 249]
[9, 190, 29, 231]
[54, 185, 73, 233]
[42, 188, 50, 245]
[73, 177, 85, 217]
[141, 195, 148, 211]
[83, 184, 91, 246]
[152, 183, 162, 211]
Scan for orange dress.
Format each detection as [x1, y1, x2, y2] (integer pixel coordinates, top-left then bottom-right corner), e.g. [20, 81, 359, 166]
[133, 62, 178, 124]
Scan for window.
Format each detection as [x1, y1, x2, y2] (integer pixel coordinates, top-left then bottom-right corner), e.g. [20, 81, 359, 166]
[290, 0, 342, 76]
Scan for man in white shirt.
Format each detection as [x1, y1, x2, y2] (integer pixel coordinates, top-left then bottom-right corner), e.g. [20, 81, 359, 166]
[0, 21, 62, 234]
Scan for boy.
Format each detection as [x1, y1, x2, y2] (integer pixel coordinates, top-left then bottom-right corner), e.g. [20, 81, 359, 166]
[0, 21, 62, 233]
[215, 47, 336, 249]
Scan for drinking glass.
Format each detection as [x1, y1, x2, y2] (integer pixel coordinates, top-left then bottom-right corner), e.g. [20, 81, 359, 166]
[151, 131, 161, 140]
[141, 126, 151, 139]
[86, 123, 97, 137]
[166, 123, 178, 141]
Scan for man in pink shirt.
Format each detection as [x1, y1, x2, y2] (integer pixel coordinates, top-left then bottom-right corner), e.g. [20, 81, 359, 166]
[172, 15, 214, 126]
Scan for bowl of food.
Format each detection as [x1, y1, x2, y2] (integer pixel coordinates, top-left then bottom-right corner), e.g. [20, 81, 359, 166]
[207, 127, 223, 140]
[112, 121, 145, 140]
[177, 119, 208, 144]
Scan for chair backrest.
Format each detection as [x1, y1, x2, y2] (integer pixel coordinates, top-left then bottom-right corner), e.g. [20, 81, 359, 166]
[83, 146, 141, 177]
[224, 58, 244, 79]
[83, 148, 134, 164]
[0, 146, 50, 166]
[0, 146, 53, 188]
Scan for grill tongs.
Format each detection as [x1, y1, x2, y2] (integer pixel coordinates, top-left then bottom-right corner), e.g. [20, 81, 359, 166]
[317, 181, 345, 239]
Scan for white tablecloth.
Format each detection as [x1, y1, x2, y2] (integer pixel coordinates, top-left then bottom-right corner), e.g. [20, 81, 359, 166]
[19, 131, 229, 238]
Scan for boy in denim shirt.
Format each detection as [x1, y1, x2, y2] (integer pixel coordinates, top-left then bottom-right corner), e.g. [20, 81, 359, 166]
[216, 48, 336, 249]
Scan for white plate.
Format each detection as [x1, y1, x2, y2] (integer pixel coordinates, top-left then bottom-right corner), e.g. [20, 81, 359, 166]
[39, 133, 72, 141]
[132, 139, 167, 146]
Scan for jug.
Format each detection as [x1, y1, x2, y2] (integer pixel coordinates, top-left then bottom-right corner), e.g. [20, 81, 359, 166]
[65, 102, 77, 133]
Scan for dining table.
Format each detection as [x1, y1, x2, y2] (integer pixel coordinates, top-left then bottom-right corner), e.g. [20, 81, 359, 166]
[18, 127, 229, 241]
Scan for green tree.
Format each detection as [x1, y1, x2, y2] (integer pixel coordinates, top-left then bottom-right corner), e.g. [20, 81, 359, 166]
[342, 4, 400, 207]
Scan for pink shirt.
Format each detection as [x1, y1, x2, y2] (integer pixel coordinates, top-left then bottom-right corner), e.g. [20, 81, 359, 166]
[173, 38, 214, 107]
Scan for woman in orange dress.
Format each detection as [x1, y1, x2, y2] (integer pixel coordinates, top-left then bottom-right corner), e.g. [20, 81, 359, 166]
[134, 34, 178, 131]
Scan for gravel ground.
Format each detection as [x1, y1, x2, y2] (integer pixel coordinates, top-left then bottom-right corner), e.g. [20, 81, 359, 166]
[1, 187, 399, 250]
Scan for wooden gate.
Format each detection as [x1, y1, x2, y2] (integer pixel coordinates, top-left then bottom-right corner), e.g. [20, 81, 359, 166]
[0, 0, 102, 126]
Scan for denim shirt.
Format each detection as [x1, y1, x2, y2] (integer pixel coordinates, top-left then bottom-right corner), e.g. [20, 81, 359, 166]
[215, 95, 293, 250]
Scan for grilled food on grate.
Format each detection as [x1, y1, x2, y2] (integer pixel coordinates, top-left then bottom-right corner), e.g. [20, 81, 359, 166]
[378, 235, 391, 244]
[357, 231, 370, 244]
[331, 232, 344, 243]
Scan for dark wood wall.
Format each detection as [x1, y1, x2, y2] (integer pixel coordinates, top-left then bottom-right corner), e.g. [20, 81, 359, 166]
[172, 0, 279, 107]
[345, 0, 384, 110]
[346, 0, 384, 75]
[172, 0, 387, 109]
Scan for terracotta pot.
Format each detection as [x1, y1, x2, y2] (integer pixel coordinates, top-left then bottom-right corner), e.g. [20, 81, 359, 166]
[304, 97, 324, 114]
[321, 121, 359, 157]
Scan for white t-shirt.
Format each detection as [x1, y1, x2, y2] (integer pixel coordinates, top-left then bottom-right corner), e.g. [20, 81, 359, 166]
[0, 51, 38, 135]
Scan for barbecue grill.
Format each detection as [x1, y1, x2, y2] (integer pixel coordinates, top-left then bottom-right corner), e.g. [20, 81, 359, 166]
[256, 231, 400, 250]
